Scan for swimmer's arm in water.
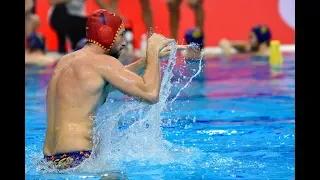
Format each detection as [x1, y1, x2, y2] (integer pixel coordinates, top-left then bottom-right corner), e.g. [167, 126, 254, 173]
[230, 41, 250, 53]
[218, 38, 233, 57]
[49, 0, 71, 5]
[219, 39, 249, 57]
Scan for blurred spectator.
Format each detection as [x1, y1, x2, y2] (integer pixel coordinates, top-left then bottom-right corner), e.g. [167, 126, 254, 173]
[219, 24, 272, 57]
[30, 0, 36, 13]
[106, 0, 153, 53]
[25, 33, 58, 66]
[107, 0, 153, 33]
[183, 27, 204, 60]
[166, 0, 204, 42]
[25, 0, 40, 38]
[73, 38, 87, 51]
[48, 0, 116, 54]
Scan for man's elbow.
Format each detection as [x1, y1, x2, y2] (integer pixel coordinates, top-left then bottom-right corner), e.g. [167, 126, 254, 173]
[150, 94, 159, 104]
[145, 93, 159, 104]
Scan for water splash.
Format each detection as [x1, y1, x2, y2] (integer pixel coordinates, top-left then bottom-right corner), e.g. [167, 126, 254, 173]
[170, 48, 204, 103]
[32, 41, 208, 175]
[83, 42, 205, 171]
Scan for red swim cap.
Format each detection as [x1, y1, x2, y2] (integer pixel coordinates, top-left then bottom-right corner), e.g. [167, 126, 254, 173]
[86, 9, 123, 53]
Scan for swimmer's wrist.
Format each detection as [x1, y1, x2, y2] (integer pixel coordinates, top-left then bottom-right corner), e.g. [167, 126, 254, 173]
[147, 41, 161, 52]
[147, 46, 160, 55]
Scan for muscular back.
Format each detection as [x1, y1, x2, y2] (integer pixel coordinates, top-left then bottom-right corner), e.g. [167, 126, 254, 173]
[43, 50, 110, 156]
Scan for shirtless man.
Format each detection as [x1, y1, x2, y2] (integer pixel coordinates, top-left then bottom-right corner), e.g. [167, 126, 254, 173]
[43, 9, 184, 169]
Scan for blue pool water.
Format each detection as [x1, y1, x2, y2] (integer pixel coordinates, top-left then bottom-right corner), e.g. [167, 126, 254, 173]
[25, 53, 295, 180]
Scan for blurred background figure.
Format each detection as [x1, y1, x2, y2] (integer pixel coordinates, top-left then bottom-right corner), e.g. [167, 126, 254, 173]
[183, 27, 204, 60]
[25, 0, 40, 39]
[25, 33, 57, 66]
[108, 0, 153, 33]
[166, 0, 204, 42]
[73, 38, 87, 51]
[219, 24, 272, 58]
[182, 28, 205, 83]
[123, 18, 135, 54]
[48, 0, 153, 54]
[106, 0, 153, 54]
[48, 0, 116, 54]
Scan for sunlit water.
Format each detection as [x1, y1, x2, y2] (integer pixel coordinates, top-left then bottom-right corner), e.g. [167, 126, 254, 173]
[25, 49, 295, 179]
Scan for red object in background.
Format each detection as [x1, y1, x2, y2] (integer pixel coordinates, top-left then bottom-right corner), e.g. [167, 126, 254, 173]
[124, 18, 134, 31]
[35, 0, 294, 52]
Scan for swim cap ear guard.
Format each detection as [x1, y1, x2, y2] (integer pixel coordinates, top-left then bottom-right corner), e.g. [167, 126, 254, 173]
[98, 25, 114, 47]
[86, 9, 123, 54]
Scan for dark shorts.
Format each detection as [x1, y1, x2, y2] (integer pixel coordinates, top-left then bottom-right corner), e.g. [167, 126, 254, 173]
[44, 150, 91, 169]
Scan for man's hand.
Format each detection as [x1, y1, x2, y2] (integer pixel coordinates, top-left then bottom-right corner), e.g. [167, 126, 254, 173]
[148, 33, 175, 52]
[159, 45, 188, 59]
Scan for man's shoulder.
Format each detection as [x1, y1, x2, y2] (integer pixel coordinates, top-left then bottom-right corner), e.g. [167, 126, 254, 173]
[88, 54, 120, 68]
